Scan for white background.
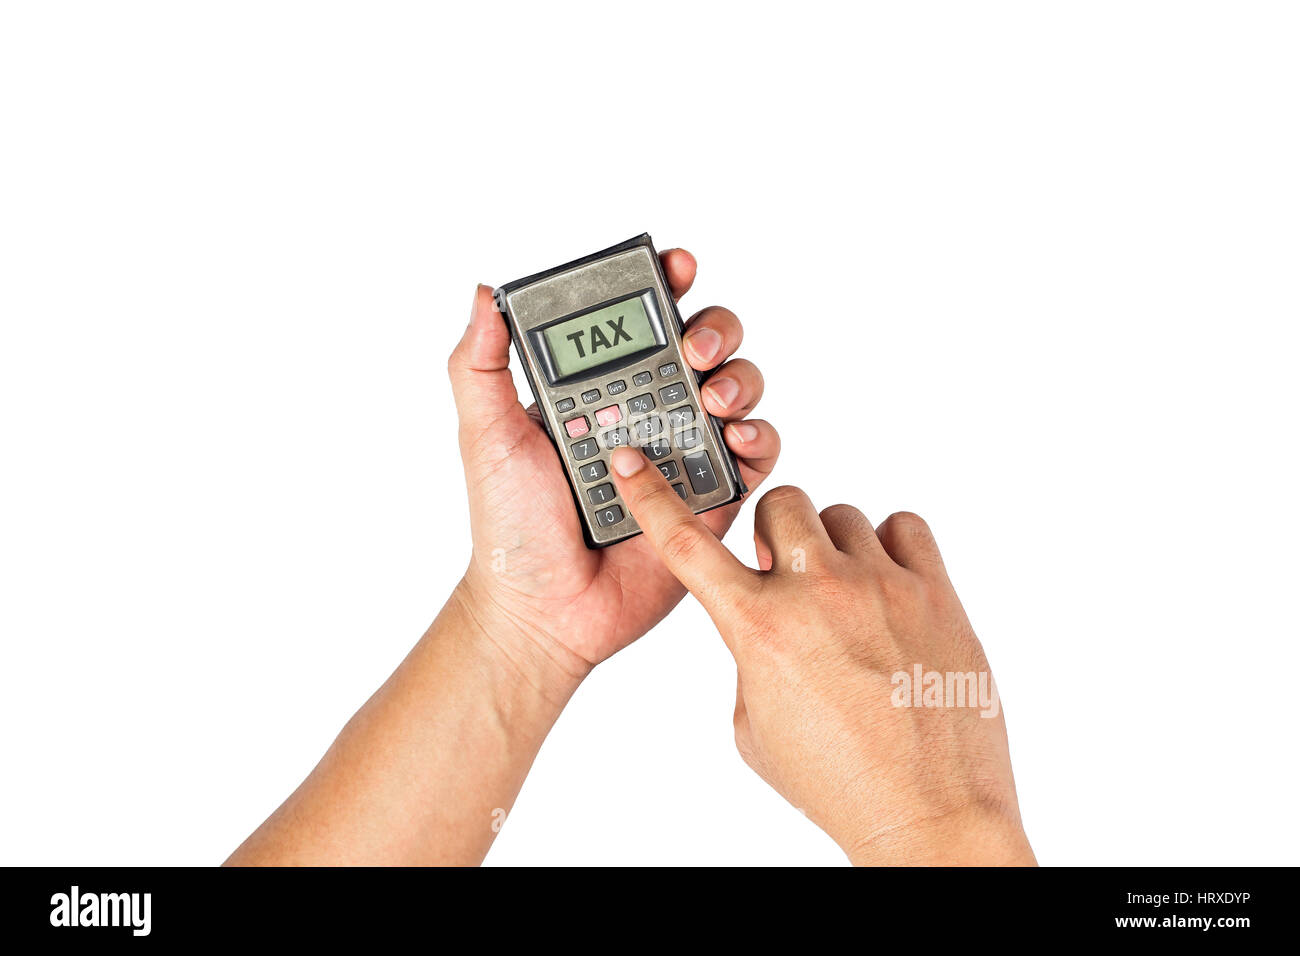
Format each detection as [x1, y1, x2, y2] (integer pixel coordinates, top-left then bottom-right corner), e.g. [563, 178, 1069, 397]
[2, 2, 1297, 866]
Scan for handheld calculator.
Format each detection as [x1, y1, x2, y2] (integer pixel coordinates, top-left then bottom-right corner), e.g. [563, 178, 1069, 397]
[494, 234, 747, 548]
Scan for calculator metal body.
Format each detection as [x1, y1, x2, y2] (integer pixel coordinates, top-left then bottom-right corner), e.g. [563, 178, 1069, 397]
[495, 234, 747, 548]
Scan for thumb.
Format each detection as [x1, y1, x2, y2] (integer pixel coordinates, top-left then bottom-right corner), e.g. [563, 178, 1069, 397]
[447, 284, 520, 431]
[609, 447, 754, 615]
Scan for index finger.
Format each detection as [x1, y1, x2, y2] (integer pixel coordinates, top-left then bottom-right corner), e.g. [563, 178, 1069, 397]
[608, 447, 751, 607]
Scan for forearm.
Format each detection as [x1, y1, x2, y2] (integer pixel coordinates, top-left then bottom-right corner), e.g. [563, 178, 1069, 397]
[225, 581, 587, 866]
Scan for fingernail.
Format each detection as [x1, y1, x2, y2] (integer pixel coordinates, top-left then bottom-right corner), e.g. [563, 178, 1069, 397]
[728, 421, 759, 444]
[611, 447, 645, 477]
[685, 328, 722, 366]
[705, 376, 740, 410]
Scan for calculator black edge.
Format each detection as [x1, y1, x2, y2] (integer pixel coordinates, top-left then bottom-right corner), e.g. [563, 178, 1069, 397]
[493, 233, 748, 549]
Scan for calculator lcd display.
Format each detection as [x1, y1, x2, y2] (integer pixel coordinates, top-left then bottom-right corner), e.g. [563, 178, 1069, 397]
[541, 294, 659, 379]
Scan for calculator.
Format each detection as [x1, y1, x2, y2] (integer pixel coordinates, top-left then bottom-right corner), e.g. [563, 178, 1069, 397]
[494, 234, 747, 548]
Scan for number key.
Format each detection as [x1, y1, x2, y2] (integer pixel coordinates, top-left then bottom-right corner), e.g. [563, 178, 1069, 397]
[571, 437, 599, 460]
[633, 416, 663, 441]
[601, 426, 632, 449]
[587, 482, 616, 505]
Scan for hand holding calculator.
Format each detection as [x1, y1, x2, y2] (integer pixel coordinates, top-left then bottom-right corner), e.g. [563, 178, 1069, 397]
[448, 240, 779, 667]
[496, 235, 750, 547]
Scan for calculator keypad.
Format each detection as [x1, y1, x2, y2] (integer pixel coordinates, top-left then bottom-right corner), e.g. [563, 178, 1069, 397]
[561, 369, 727, 539]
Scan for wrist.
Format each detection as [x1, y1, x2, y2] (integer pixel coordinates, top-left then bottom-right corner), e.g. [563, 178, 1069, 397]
[446, 572, 591, 713]
[843, 803, 1036, 867]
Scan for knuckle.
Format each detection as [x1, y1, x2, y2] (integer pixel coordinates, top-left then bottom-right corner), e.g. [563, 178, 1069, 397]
[757, 484, 809, 511]
[627, 477, 670, 512]
[885, 510, 933, 539]
[821, 502, 867, 525]
[659, 520, 706, 567]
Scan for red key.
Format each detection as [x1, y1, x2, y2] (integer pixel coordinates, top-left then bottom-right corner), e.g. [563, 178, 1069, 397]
[564, 416, 590, 438]
[595, 405, 622, 427]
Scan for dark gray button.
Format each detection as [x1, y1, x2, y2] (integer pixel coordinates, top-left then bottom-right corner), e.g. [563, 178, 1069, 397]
[578, 460, 607, 482]
[666, 404, 695, 429]
[627, 393, 655, 415]
[643, 437, 672, 461]
[659, 382, 688, 406]
[571, 437, 599, 460]
[657, 460, 679, 481]
[633, 416, 663, 441]
[676, 427, 702, 450]
[683, 451, 719, 495]
[632, 371, 653, 386]
[601, 426, 632, 449]
[594, 504, 624, 527]
[658, 362, 679, 377]
[555, 397, 576, 413]
[672, 482, 687, 500]
[581, 389, 601, 404]
[587, 482, 616, 505]
[607, 379, 627, 395]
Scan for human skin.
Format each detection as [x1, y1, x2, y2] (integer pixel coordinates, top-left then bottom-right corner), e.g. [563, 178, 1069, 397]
[226, 250, 780, 865]
[605, 446, 1036, 866]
